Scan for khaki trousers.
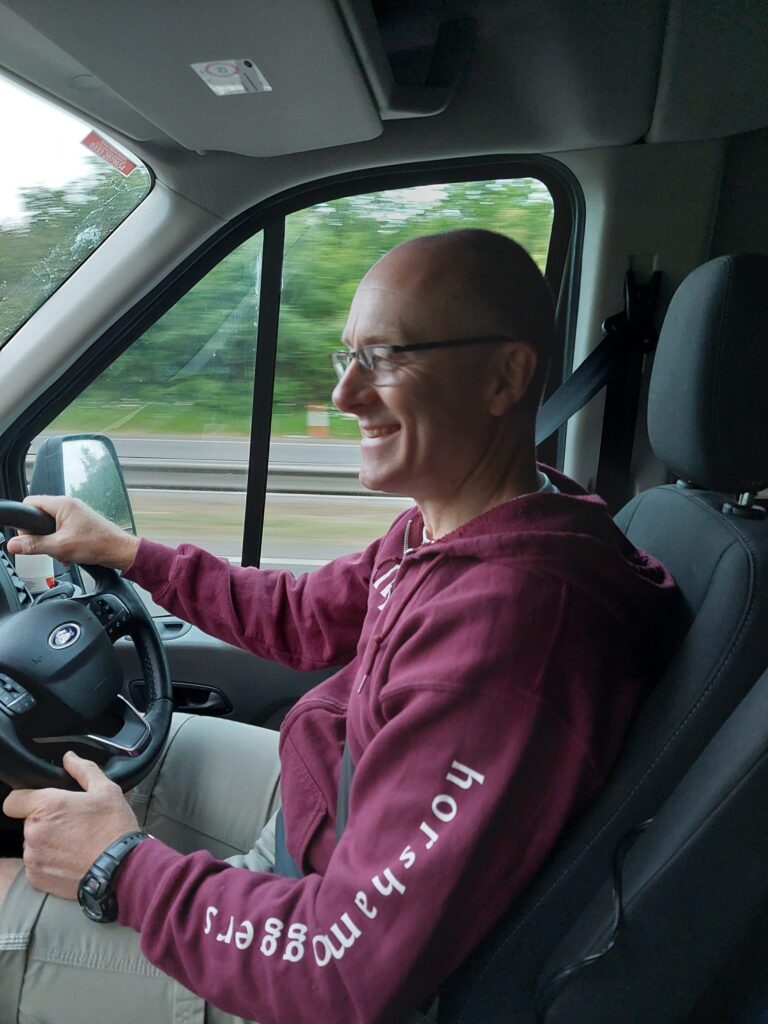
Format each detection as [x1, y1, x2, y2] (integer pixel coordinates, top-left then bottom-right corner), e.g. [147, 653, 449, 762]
[0, 713, 281, 1024]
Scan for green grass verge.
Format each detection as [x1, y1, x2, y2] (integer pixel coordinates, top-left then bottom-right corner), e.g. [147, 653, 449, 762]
[49, 401, 361, 440]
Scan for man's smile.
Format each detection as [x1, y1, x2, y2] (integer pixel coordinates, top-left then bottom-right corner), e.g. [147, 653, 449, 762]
[360, 424, 401, 441]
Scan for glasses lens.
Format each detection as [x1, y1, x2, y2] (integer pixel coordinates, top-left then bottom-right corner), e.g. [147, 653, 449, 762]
[365, 346, 401, 384]
[330, 346, 402, 384]
[331, 351, 352, 380]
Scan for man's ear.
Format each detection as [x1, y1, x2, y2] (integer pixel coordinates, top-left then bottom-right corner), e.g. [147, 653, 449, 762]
[488, 341, 539, 416]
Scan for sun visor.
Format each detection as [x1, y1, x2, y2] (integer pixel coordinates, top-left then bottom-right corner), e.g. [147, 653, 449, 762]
[0, 4, 160, 141]
[0, 0, 385, 157]
[648, 0, 768, 143]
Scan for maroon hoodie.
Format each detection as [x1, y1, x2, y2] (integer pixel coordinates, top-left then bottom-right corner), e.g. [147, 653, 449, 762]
[117, 467, 679, 1023]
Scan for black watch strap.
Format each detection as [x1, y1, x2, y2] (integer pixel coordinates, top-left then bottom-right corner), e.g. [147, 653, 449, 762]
[77, 830, 151, 923]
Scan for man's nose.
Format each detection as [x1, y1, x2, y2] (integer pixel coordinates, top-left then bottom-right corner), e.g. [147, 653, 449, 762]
[331, 359, 378, 413]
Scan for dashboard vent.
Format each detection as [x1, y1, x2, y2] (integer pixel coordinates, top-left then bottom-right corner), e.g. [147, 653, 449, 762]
[0, 546, 33, 608]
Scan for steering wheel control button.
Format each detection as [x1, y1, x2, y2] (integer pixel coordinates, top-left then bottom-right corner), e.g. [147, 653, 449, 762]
[87, 595, 130, 638]
[48, 622, 82, 650]
[0, 675, 36, 716]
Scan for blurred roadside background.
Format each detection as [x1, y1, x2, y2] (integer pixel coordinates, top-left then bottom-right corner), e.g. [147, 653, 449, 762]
[1, 78, 553, 569]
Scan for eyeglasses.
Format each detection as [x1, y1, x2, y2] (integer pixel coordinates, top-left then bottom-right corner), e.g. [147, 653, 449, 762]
[331, 335, 514, 385]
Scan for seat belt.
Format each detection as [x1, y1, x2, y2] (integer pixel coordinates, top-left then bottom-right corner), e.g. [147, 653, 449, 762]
[535, 329, 626, 447]
[594, 271, 660, 512]
[273, 806, 303, 878]
[535, 271, 660, 472]
[273, 743, 356, 877]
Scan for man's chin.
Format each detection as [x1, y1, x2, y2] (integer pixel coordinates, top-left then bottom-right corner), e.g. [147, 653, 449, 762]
[359, 468, 405, 497]
[359, 471, 384, 493]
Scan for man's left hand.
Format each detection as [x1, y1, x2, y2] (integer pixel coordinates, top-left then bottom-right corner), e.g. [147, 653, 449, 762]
[2, 751, 140, 900]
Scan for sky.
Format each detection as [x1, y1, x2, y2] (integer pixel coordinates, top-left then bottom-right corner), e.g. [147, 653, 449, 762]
[0, 74, 139, 224]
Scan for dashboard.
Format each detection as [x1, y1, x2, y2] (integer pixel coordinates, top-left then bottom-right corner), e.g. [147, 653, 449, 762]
[0, 542, 32, 617]
[0, 542, 27, 846]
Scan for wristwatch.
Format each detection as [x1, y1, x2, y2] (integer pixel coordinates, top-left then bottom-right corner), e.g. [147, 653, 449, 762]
[77, 830, 151, 923]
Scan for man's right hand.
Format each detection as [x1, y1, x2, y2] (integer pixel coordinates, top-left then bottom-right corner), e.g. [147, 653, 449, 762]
[5, 495, 140, 572]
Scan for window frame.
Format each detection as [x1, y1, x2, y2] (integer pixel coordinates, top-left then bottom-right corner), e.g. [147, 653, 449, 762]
[1, 154, 584, 566]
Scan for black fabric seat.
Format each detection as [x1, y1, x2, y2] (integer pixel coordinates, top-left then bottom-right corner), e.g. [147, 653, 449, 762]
[542, 659, 768, 1023]
[438, 254, 768, 1024]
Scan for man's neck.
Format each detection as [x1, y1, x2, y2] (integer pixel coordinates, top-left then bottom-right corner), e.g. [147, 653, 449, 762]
[420, 448, 540, 541]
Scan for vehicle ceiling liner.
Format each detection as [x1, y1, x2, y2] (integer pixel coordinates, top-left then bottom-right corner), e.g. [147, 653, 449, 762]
[2, 0, 768, 168]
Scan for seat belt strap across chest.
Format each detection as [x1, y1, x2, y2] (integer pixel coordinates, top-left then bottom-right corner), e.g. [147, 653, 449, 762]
[273, 742, 356, 878]
[273, 807, 303, 878]
[336, 741, 355, 839]
[535, 329, 625, 447]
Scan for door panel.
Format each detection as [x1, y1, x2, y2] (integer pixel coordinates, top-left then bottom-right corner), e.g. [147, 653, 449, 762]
[116, 620, 336, 730]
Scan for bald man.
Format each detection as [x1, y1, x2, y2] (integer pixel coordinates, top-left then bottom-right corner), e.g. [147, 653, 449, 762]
[0, 230, 678, 1024]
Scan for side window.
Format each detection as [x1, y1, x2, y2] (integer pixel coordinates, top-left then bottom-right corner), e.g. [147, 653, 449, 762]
[31, 232, 263, 558]
[264, 179, 554, 572]
[0, 74, 151, 348]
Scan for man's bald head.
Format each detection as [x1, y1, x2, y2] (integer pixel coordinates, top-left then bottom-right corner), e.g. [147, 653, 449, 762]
[359, 228, 555, 402]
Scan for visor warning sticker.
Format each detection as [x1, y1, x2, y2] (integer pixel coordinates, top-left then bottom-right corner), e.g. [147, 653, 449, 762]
[81, 131, 137, 176]
[191, 60, 272, 96]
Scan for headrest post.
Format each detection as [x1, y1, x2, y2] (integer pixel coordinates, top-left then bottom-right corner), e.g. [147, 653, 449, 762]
[722, 492, 767, 520]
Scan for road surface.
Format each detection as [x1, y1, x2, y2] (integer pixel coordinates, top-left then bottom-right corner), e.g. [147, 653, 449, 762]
[113, 437, 362, 470]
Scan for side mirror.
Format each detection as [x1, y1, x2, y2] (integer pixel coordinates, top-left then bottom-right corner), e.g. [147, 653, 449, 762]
[29, 434, 136, 535]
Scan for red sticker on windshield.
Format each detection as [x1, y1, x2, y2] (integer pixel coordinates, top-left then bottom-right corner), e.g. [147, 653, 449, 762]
[81, 130, 137, 176]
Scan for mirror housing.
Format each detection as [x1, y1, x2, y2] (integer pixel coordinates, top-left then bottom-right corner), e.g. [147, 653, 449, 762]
[29, 434, 136, 535]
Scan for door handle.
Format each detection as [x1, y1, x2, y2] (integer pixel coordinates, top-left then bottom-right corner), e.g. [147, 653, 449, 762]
[128, 680, 232, 716]
[173, 685, 231, 715]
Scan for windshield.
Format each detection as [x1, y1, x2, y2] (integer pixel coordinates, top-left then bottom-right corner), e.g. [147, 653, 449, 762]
[0, 75, 151, 348]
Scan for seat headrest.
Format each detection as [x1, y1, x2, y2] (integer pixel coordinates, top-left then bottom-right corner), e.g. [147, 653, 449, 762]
[648, 254, 768, 494]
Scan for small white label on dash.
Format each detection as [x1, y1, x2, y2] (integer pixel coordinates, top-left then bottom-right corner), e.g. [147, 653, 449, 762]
[191, 60, 272, 97]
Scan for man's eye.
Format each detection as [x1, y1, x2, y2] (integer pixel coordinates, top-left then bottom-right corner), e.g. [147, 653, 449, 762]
[369, 348, 399, 370]
[358, 349, 382, 370]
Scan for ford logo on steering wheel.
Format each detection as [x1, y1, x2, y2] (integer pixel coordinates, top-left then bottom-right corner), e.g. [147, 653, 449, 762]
[48, 623, 82, 650]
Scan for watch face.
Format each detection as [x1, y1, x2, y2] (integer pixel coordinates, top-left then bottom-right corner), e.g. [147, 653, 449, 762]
[78, 874, 117, 922]
[78, 888, 104, 922]
[77, 832, 147, 924]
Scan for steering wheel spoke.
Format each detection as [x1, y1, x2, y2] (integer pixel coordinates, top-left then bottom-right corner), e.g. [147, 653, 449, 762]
[33, 694, 151, 759]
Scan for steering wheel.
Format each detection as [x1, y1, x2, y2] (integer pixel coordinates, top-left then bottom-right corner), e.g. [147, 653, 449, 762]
[0, 500, 173, 791]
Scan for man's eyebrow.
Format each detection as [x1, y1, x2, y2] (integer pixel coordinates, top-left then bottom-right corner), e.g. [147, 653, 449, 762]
[339, 336, 395, 350]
